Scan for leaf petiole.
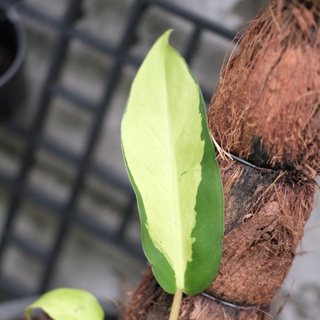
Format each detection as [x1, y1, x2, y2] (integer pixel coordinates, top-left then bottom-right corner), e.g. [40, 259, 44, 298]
[169, 289, 183, 320]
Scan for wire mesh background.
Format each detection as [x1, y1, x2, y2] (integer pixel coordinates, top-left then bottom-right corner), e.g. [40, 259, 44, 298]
[2, 1, 320, 320]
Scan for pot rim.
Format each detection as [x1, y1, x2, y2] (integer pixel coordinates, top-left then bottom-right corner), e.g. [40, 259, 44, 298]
[0, 3, 26, 87]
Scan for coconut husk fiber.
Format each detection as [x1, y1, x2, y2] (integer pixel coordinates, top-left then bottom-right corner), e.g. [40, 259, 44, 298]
[124, 1, 319, 319]
[209, 0, 320, 177]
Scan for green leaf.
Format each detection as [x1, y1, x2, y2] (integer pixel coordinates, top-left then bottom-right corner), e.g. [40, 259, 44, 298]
[25, 288, 104, 320]
[121, 30, 224, 295]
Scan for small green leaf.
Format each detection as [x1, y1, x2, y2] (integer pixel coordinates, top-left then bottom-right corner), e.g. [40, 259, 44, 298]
[25, 288, 104, 320]
[121, 30, 224, 295]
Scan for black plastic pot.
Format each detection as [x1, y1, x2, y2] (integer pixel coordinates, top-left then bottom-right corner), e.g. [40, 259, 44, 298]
[0, 2, 26, 119]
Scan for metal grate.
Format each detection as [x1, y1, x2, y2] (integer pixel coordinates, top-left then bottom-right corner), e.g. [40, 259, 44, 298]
[0, 0, 236, 317]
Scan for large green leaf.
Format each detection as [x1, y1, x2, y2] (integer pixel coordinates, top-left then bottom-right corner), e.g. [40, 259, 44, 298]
[25, 288, 104, 320]
[121, 30, 224, 295]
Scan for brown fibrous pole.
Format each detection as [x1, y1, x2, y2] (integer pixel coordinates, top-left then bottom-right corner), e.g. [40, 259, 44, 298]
[124, 1, 320, 319]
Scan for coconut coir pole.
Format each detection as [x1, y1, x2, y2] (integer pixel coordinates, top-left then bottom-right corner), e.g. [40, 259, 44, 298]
[124, 1, 319, 319]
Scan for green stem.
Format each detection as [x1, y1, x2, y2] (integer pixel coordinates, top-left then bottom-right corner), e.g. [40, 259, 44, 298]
[169, 289, 183, 320]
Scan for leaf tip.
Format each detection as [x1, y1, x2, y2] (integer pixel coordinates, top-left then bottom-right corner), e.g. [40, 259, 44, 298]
[160, 28, 174, 44]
